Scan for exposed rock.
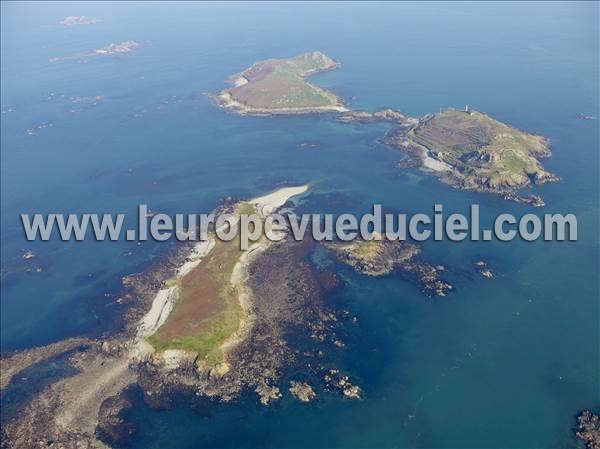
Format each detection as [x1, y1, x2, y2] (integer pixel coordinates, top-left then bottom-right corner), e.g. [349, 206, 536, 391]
[95, 41, 139, 56]
[402, 261, 453, 297]
[324, 369, 362, 400]
[576, 411, 600, 449]
[324, 233, 419, 277]
[324, 235, 452, 297]
[382, 109, 558, 206]
[338, 108, 412, 125]
[0, 338, 91, 391]
[289, 381, 316, 403]
[96, 388, 137, 447]
[333, 339, 346, 349]
[1, 340, 135, 449]
[474, 260, 494, 279]
[60, 16, 100, 27]
[480, 269, 493, 279]
[158, 350, 198, 371]
[373, 108, 409, 122]
[338, 110, 376, 123]
[209, 362, 231, 378]
[503, 192, 546, 207]
[342, 385, 362, 399]
[255, 381, 281, 405]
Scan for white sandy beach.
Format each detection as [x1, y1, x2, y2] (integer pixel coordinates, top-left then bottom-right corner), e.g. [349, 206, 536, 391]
[137, 286, 178, 338]
[250, 184, 309, 216]
[417, 147, 452, 172]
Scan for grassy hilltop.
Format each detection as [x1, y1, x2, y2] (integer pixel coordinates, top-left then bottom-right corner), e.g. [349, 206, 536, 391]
[409, 109, 557, 191]
[216, 51, 345, 113]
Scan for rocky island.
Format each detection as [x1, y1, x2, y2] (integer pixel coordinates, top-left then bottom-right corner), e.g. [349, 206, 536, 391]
[59, 16, 100, 27]
[323, 233, 452, 297]
[94, 41, 140, 56]
[380, 108, 558, 206]
[50, 41, 140, 62]
[337, 106, 557, 206]
[213, 51, 347, 115]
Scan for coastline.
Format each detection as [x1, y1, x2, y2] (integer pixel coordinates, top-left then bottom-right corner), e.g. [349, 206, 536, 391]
[211, 52, 348, 116]
[209, 91, 349, 116]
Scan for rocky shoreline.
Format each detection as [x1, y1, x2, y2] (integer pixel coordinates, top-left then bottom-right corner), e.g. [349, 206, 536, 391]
[209, 91, 348, 116]
[365, 109, 558, 207]
[380, 124, 554, 207]
[0, 189, 365, 449]
[323, 233, 453, 297]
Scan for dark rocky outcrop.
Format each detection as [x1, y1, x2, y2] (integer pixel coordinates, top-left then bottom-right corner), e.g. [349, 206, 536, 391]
[324, 236, 452, 297]
[96, 387, 137, 447]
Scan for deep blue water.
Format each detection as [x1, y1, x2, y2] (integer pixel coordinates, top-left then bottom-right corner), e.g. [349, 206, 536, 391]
[1, 2, 598, 448]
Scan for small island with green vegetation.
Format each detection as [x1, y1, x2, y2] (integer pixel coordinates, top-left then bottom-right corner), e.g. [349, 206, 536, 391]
[213, 51, 347, 115]
[381, 108, 559, 206]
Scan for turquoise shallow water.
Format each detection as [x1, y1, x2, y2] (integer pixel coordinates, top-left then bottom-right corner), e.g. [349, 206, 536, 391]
[1, 2, 598, 448]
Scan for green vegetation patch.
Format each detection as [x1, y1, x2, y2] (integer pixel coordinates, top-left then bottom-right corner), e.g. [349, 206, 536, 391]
[148, 203, 261, 364]
[411, 109, 553, 189]
[226, 51, 340, 110]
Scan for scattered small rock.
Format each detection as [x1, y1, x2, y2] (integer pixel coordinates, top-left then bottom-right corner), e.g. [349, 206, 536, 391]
[576, 410, 600, 449]
[333, 339, 345, 348]
[474, 260, 494, 279]
[342, 385, 362, 399]
[298, 142, 318, 150]
[289, 381, 316, 403]
[480, 269, 493, 279]
[324, 369, 362, 400]
[255, 381, 281, 405]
